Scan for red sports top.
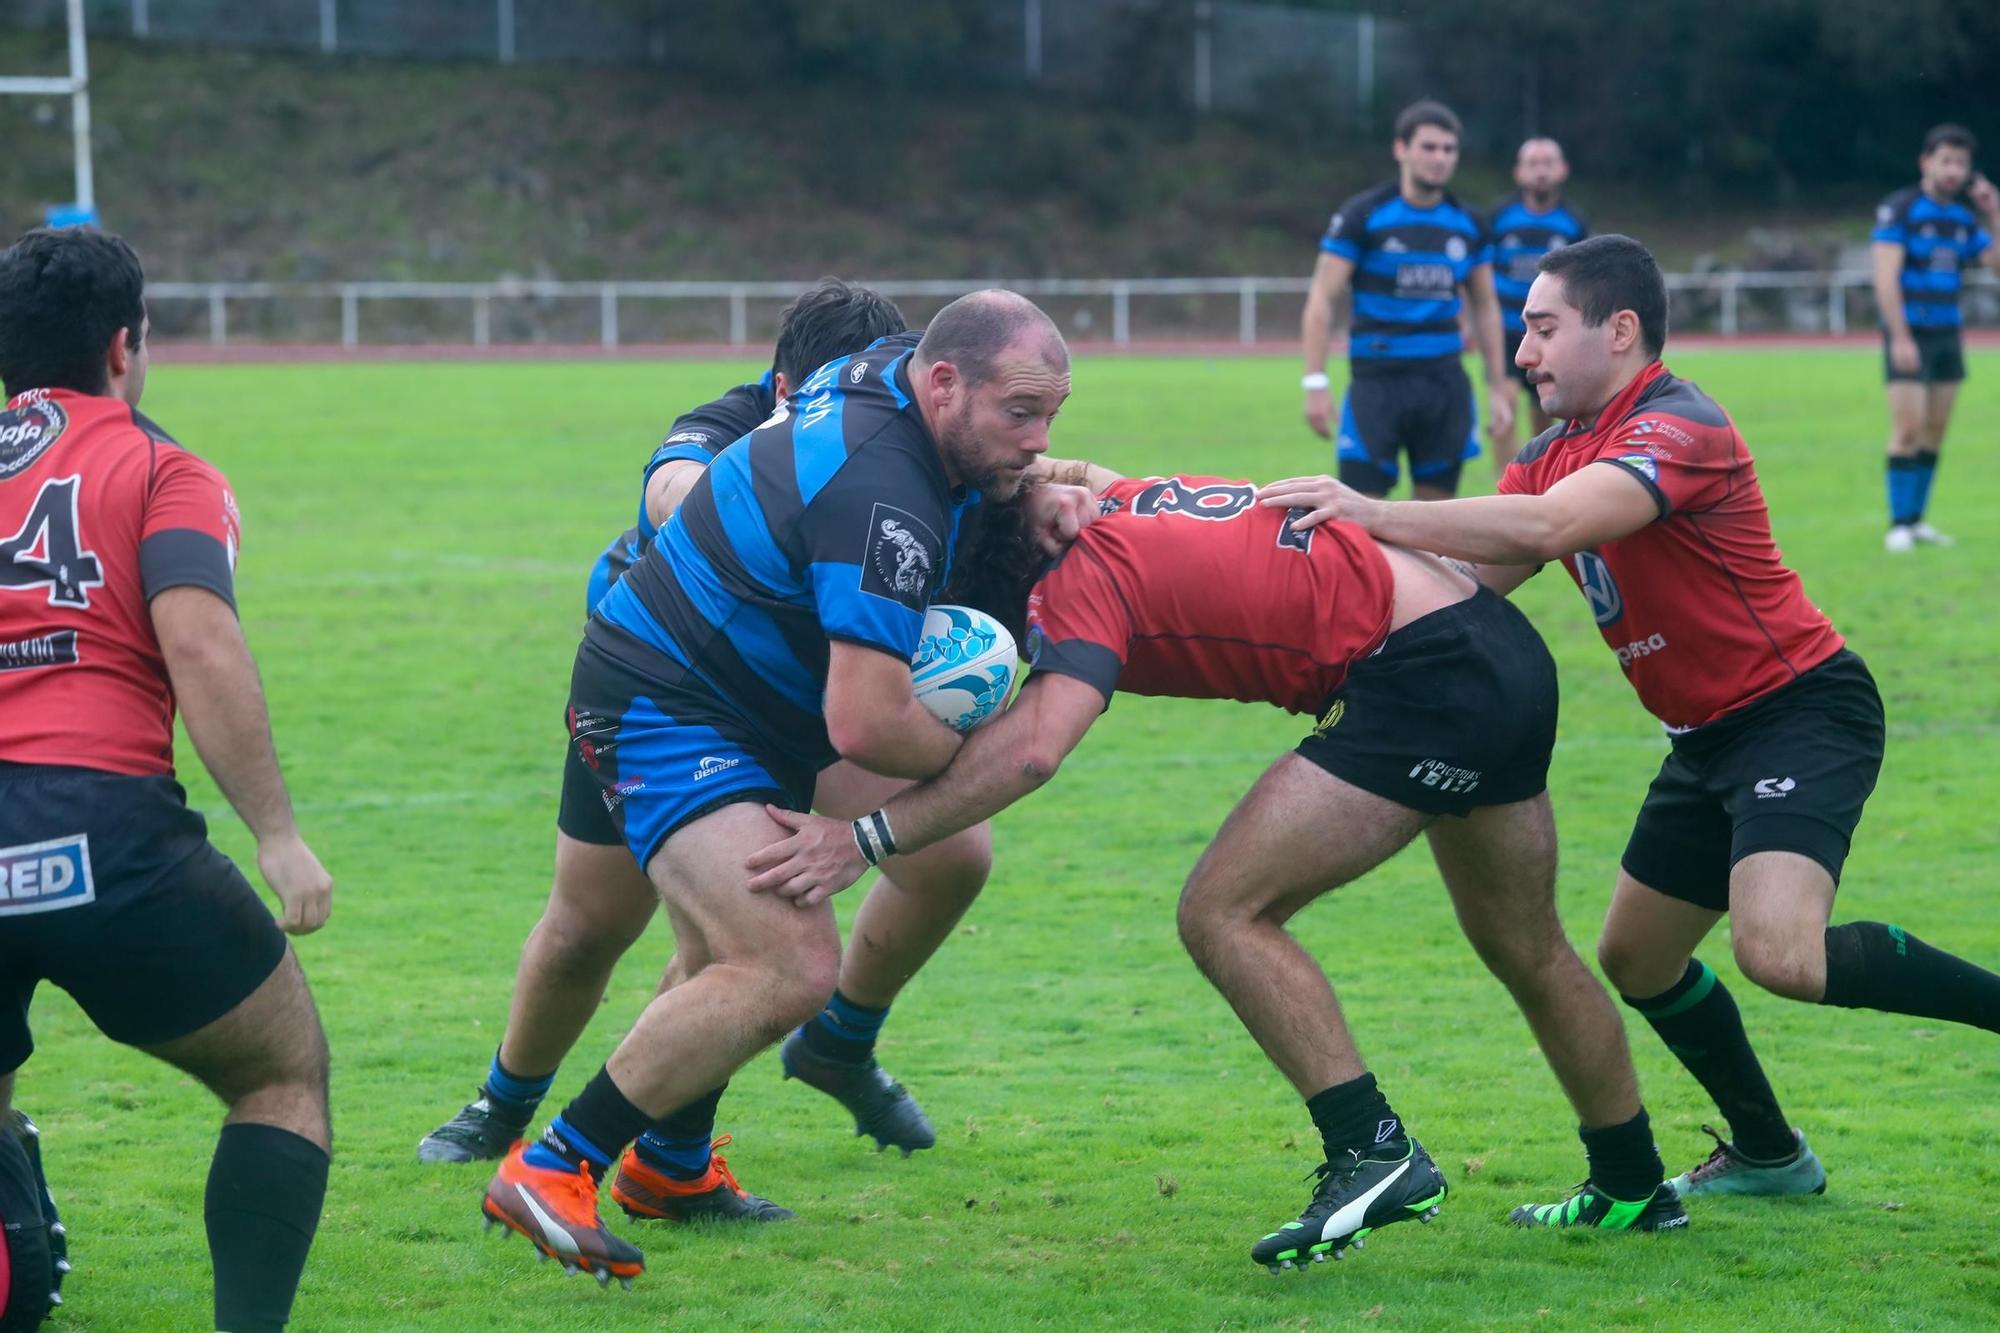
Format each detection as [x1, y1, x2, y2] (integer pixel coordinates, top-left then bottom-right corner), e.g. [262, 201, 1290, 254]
[0, 388, 240, 777]
[1499, 361, 1844, 730]
[1023, 475, 1395, 713]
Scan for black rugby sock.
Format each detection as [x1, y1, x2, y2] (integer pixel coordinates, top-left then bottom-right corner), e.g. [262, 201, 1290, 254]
[1823, 922, 2000, 1032]
[1622, 960, 1796, 1161]
[206, 1123, 328, 1333]
[1578, 1108, 1665, 1203]
[531, 1065, 651, 1181]
[1305, 1072, 1406, 1160]
[634, 1083, 728, 1181]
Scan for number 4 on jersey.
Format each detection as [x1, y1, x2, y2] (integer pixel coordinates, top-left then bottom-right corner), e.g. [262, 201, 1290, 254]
[1, 476, 105, 608]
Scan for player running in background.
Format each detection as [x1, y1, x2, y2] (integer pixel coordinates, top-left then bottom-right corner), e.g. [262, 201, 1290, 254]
[1872, 123, 2000, 551]
[1488, 138, 1589, 468]
[0, 228, 334, 1332]
[1261, 234, 2000, 1204]
[478, 291, 1094, 1284]
[423, 282, 986, 1188]
[1300, 100, 1513, 499]
[748, 471, 1690, 1266]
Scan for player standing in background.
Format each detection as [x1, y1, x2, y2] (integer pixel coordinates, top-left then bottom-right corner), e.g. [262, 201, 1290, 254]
[1488, 138, 1589, 468]
[1262, 234, 2000, 1205]
[422, 281, 993, 1190]
[0, 228, 334, 1332]
[1300, 100, 1513, 499]
[1872, 124, 2000, 551]
[478, 291, 1094, 1283]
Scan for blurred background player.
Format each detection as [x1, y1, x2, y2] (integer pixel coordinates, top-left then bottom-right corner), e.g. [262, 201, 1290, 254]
[1872, 123, 2000, 551]
[0, 228, 334, 1333]
[1488, 138, 1589, 467]
[1300, 100, 1513, 500]
[422, 280, 993, 1194]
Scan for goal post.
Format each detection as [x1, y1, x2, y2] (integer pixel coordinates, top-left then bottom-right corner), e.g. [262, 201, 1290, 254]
[0, 0, 96, 226]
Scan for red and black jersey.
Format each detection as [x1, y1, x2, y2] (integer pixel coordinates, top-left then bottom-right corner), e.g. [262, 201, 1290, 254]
[1023, 475, 1395, 714]
[0, 388, 240, 777]
[1500, 361, 1844, 730]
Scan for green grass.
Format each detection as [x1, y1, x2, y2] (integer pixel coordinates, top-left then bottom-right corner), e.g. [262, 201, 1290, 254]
[17, 349, 2000, 1329]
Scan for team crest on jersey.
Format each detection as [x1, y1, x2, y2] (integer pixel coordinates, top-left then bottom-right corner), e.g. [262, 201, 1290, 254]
[1445, 236, 1469, 262]
[0, 397, 67, 478]
[862, 503, 937, 609]
[1572, 549, 1624, 627]
[1615, 453, 1658, 483]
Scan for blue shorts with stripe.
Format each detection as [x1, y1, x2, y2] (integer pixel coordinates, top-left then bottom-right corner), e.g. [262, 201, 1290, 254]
[560, 635, 816, 870]
[1336, 359, 1478, 492]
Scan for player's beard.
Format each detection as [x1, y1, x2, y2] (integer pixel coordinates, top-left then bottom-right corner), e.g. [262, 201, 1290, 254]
[941, 419, 1033, 500]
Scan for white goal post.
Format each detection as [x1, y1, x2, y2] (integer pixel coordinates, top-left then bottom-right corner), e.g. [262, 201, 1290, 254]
[0, 0, 96, 224]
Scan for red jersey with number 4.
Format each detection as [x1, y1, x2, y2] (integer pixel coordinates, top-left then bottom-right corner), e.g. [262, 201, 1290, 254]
[1498, 361, 1843, 730]
[0, 388, 240, 777]
[1022, 474, 1395, 713]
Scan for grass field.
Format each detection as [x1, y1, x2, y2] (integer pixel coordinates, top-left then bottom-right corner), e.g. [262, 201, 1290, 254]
[16, 348, 1999, 1330]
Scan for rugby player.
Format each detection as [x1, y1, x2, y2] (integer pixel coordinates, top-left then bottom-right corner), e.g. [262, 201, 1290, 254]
[1301, 100, 1513, 499]
[478, 290, 1094, 1283]
[423, 282, 983, 1190]
[0, 227, 333, 1331]
[746, 471, 1689, 1267]
[1872, 124, 2000, 551]
[1488, 138, 1589, 467]
[1260, 234, 2000, 1203]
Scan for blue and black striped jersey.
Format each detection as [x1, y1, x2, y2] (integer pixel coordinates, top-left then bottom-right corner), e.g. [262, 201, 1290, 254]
[1873, 186, 1992, 330]
[1322, 181, 1490, 375]
[588, 331, 979, 770]
[1487, 194, 1589, 334]
[633, 371, 778, 549]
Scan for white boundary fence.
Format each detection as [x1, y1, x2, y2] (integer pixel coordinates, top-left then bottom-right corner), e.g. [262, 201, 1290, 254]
[145, 271, 1998, 350]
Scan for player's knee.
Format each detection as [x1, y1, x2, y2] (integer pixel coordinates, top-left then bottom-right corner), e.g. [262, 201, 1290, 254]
[1731, 933, 1821, 1001]
[888, 823, 992, 903]
[761, 942, 843, 1036]
[1595, 930, 1652, 996]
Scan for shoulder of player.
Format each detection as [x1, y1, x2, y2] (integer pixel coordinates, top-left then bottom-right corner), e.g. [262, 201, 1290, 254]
[662, 379, 775, 451]
[1336, 181, 1402, 224]
[1509, 421, 1570, 471]
[1877, 185, 1921, 225]
[1620, 372, 1733, 434]
[1433, 188, 1484, 235]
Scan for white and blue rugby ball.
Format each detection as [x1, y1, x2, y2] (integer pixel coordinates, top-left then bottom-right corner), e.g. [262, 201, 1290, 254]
[910, 605, 1018, 732]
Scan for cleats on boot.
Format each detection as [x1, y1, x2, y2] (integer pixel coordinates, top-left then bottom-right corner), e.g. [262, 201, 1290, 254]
[1249, 1138, 1448, 1273]
[780, 1028, 935, 1156]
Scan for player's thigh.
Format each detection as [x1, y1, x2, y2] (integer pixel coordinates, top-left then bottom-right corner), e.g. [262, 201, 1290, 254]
[813, 760, 992, 891]
[144, 946, 327, 1104]
[1181, 754, 1429, 929]
[647, 802, 840, 984]
[1425, 792, 1564, 962]
[1336, 379, 1402, 495]
[545, 829, 658, 951]
[1884, 381, 1927, 448]
[1597, 870, 1724, 997]
[1921, 379, 1962, 441]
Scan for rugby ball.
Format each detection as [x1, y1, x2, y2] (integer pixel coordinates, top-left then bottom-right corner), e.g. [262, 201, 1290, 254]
[910, 605, 1018, 731]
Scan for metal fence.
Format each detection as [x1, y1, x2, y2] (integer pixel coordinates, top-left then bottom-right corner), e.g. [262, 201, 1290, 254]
[139, 271, 2000, 350]
[0, 0, 1425, 126]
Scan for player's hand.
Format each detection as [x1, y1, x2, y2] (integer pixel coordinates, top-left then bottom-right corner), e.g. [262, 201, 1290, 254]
[1304, 387, 1333, 439]
[1486, 383, 1516, 442]
[1021, 482, 1097, 558]
[257, 831, 332, 935]
[744, 806, 869, 908]
[1890, 332, 1920, 376]
[1255, 474, 1376, 531]
[1968, 171, 2000, 219]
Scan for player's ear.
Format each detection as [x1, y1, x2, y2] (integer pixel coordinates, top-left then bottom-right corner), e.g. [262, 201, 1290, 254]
[1611, 309, 1642, 355]
[772, 370, 793, 401]
[104, 325, 133, 381]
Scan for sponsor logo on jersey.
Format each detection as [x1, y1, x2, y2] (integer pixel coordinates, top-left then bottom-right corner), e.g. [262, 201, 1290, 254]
[1408, 759, 1481, 796]
[1614, 632, 1668, 667]
[0, 834, 95, 916]
[1615, 453, 1659, 483]
[1572, 549, 1624, 627]
[849, 361, 869, 385]
[0, 398, 67, 479]
[1381, 236, 1409, 253]
[0, 630, 78, 672]
[862, 503, 938, 608]
[691, 756, 740, 781]
[1312, 698, 1346, 736]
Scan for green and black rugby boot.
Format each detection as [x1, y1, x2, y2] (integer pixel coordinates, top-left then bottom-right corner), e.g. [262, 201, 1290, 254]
[779, 1029, 936, 1156]
[1509, 1179, 1688, 1231]
[1250, 1138, 1447, 1273]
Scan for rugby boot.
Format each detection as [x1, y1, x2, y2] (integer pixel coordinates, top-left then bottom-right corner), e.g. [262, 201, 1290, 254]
[611, 1135, 795, 1223]
[10, 1113, 68, 1307]
[780, 1028, 936, 1156]
[1669, 1125, 1826, 1199]
[419, 1089, 535, 1163]
[482, 1142, 644, 1287]
[1250, 1138, 1448, 1272]
[1509, 1179, 1688, 1231]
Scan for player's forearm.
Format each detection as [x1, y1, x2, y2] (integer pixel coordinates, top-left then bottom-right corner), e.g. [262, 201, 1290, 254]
[880, 716, 1065, 857]
[1357, 493, 1568, 565]
[1032, 456, 1124, 493]
[1871, 249, 1912, 338]
[1301, 295, 1334, 372]
[1468, 287, 1510, 387]
[166, 637, 300, 841]
[829, 698, 963, 781]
